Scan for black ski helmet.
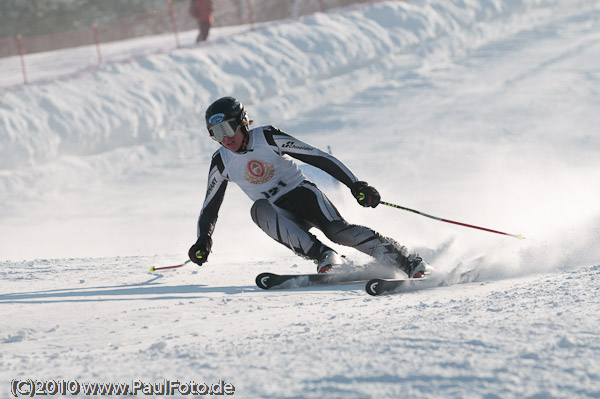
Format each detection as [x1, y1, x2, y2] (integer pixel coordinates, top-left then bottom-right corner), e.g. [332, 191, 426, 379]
[205, 97, 249, 141]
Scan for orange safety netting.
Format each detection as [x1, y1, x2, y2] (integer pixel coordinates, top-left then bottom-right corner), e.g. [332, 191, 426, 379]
[1, 0, 373, 58]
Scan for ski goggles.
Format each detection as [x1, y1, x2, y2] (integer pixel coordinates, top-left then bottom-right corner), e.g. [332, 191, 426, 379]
[208, 116, 240, 143]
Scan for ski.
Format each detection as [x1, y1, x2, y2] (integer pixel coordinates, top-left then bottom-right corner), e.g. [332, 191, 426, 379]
[256, 269, 392, 290]
[365, 268, 479, 296]
[365, 277, 427, 296]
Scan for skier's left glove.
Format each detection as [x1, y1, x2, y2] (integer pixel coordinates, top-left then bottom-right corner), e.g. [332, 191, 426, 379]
[188, 235, 212, 266]
[350, 181, 380, 208]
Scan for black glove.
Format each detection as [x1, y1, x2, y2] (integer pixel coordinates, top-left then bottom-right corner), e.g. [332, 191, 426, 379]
[188, 235, 212, 266]
[350, 181, 380, 208]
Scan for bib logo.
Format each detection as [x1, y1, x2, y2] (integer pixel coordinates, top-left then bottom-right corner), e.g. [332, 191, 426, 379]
[245, 160, 274, 184]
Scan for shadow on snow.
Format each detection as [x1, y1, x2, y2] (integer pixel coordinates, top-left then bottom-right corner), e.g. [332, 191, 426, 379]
[0, 274, 258, 304]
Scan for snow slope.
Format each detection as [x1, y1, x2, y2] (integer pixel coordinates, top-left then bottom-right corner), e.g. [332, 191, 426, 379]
[2, 0, 600, 398]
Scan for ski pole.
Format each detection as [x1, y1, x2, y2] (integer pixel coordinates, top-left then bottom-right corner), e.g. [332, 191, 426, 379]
[150, 259, 191, 273]
[380, 201, 525, 240]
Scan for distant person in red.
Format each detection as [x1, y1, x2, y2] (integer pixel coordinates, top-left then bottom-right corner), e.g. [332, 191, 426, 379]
[189, 0, 214, 43]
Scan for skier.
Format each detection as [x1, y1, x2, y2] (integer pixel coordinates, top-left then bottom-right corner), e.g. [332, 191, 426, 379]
[188, 97, 432, 277]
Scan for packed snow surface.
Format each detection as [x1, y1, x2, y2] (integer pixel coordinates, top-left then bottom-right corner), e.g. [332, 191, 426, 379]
[1, 0, 600, 398]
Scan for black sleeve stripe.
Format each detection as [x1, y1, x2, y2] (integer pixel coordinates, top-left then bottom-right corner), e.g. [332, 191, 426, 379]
[291, 152, 357, 187]
[211, 151, 226, 175]
[198, 179, 227, 237]
[263, 126, 279, 146]
[264, 125, 293, 154]
[264, 125, 293, 138]
[197, 152, 228, 237]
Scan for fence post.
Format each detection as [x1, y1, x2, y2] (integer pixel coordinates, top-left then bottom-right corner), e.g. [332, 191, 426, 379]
[318, 0, 325, 12]
[92, 23, 102, 65]
[168, 0, 181, 48]
[246, 0, 255, 30]
[16, 34, 28, 85]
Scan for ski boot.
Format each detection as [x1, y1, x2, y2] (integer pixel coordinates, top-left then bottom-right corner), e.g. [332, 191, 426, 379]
[400, 253, 433, 279]
[373, 241, 434, 278]
[316, 250, 343, 273]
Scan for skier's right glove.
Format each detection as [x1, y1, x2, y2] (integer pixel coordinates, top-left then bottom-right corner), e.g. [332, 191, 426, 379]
[350, 181, 381, 208]
[188, 235, 212, 266]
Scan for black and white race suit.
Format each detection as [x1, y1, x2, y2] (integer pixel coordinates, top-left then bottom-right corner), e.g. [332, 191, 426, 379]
[196, 125, 399, 261]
